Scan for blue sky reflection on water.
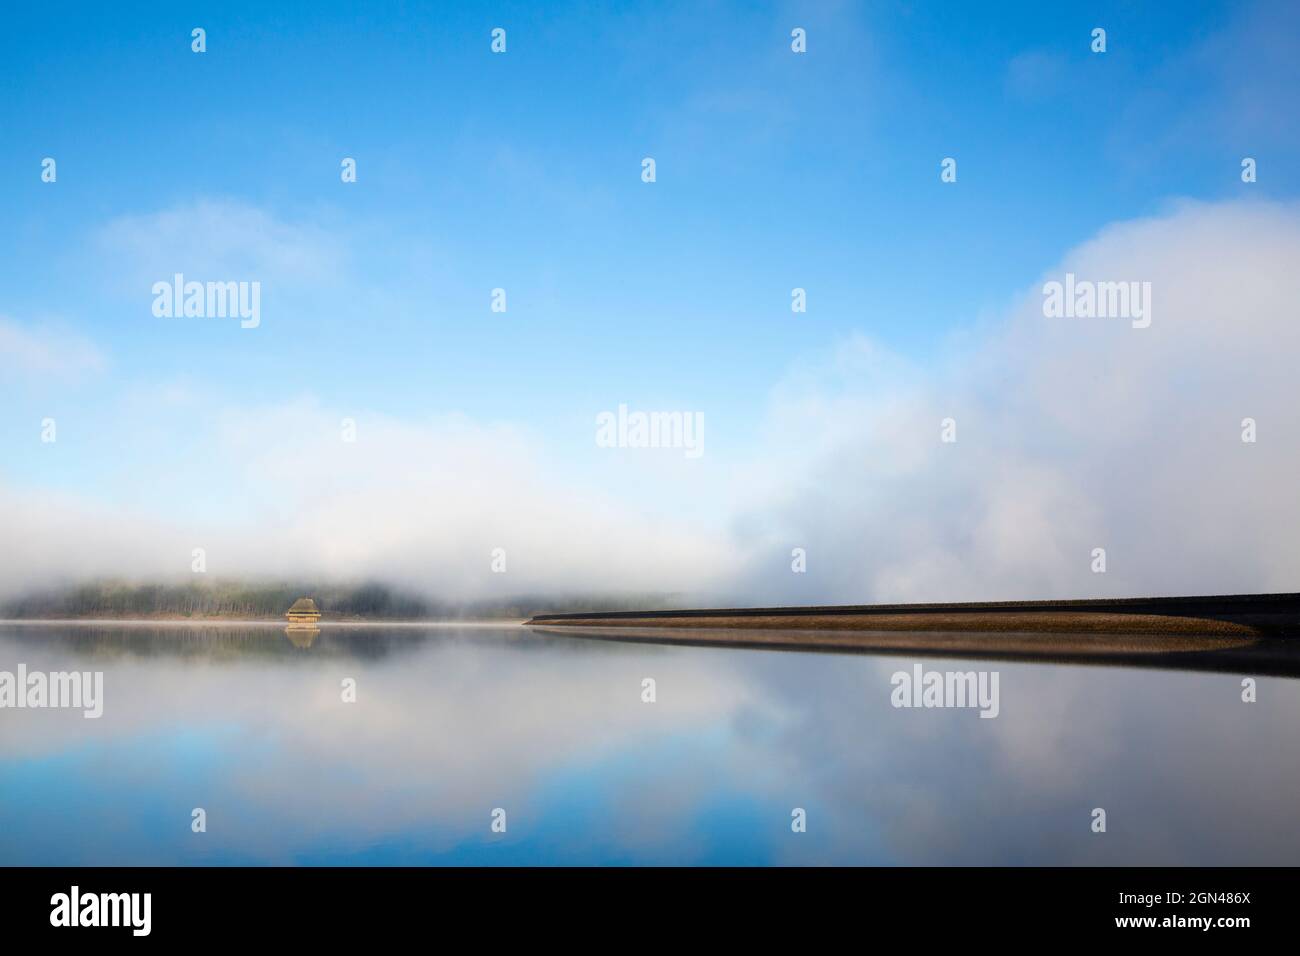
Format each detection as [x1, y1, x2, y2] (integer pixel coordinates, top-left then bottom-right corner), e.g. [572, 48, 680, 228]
[1, 623, 1298, 865]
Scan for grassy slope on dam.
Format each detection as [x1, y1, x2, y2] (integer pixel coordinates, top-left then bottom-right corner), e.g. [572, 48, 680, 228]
[527, 593, 1300, 638]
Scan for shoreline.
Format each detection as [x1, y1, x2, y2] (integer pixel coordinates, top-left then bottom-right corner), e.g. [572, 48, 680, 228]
[527, 611, 1265, 636]
[527, 593, 1300, 638]
[527, 623, 1300, 677]
[0, 618, 527, 628]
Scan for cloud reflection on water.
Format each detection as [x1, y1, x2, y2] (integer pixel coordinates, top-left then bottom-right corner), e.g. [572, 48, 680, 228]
[1, 623, 1297, 865]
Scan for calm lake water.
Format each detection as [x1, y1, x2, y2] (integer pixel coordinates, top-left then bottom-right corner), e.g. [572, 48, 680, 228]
[2, 622, 1298, 865]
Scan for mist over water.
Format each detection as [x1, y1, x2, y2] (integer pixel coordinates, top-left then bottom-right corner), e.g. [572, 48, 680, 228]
[2, 623, 1297, 865]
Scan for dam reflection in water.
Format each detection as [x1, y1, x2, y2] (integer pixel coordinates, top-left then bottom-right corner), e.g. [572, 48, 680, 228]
[1, 622, 1298, 865]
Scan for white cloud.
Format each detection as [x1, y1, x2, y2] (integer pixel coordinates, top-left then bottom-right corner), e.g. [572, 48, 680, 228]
[0, 398, 733, 601]
[0, 317, 106, 378]
[94, 199, 347, 296]
[4, 200, 1298, 607]
[727, 200, 1300, 603]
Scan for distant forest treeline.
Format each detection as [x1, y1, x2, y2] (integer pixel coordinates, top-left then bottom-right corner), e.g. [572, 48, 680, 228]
[0, 579, 679, 620]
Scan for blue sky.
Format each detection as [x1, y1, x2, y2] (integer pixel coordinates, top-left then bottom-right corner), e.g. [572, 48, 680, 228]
[3, 1, 1298, 601]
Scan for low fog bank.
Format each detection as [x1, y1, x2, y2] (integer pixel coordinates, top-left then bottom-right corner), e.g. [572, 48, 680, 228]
[0, 578, 686, 621]
[5, 201, 1298, 607]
